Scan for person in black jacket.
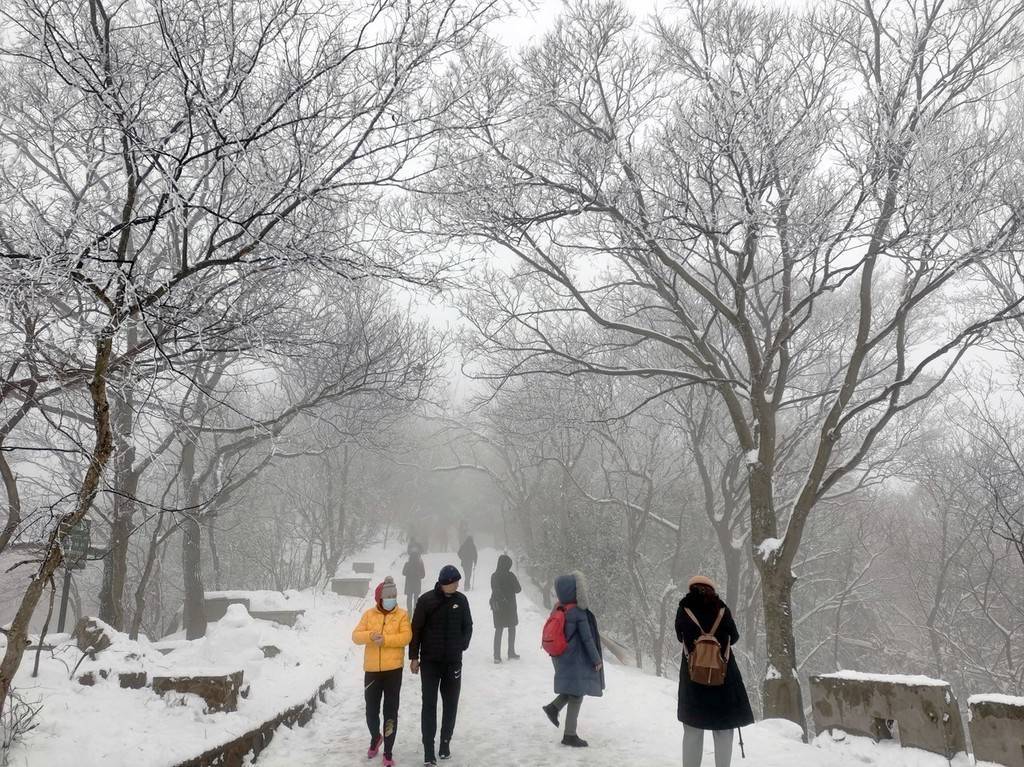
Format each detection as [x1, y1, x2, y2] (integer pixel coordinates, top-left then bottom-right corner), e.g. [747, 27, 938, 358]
[457, 536, 477, 590]
[410, 564, 473, 765]
[489, 554, 522, 663]
[402, 551, 426, 614]
[676, 575, 754, 767]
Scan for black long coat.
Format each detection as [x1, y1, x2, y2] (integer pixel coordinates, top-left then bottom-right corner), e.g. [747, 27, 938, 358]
[676, 592, 755, 730]
[489, 554, 521, 628]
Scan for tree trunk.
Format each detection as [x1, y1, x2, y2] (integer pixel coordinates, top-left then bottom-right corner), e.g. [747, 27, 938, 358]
[98, 332, 137, 629]
[748, 460, 806, 734]
[0, 450, 23, 558]
[760, 562, 805, 734]
[0, 334, 114, 718]
[130, 514, 167, 640]
[723, 544, 741, 613]
[205, 512, 222, 591]
[180, 440, 207, 639]
[99, 512, 132, 629]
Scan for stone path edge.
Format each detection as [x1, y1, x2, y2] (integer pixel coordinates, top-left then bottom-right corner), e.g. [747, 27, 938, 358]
[169, 675, 336, 767]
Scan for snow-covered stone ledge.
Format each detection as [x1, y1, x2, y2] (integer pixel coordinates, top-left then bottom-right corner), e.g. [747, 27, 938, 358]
[967, 694, 1024, 767]
[809, 671, 968, 760]
[171, 675, 335, 767]
[7, 589, 367, 765]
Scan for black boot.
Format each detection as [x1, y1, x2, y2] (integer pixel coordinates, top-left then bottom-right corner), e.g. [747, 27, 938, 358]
[542, 703, 559, 727]
[561, 734, 589, 747]
[424, 745, 436, 765]
[439, 740, 451, 760]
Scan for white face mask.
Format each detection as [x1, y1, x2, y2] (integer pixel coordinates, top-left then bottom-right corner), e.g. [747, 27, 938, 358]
[382, 598, 398, 611]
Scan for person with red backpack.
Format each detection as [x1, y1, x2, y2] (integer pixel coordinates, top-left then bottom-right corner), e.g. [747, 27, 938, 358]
[540, 571, 604, 748]
[676, 575, 754, 767]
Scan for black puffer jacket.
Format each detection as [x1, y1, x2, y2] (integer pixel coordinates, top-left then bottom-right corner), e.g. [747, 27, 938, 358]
[409, 585, 473, 663]
[676, 591, 754, 730]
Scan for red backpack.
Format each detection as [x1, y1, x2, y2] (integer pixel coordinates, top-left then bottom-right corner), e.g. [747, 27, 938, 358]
[542, 602, 576, 656]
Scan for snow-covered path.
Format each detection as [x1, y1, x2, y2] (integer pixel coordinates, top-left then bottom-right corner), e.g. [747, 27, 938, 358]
[254, 546, 967, 767]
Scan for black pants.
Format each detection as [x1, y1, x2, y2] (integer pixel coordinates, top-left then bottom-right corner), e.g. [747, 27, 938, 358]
[493, 625, 517, 659]
[420, 660, 462, 754]
[365, 668, 402, 756]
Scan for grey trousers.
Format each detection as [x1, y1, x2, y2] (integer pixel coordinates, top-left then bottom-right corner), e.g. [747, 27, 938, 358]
[682, 725, 733, 767]
[493, 626, 517, 659]
[550, 694, 583, 736]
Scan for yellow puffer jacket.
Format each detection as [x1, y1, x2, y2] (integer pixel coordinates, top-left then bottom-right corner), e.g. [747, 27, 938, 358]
[352, 606, 413, 672]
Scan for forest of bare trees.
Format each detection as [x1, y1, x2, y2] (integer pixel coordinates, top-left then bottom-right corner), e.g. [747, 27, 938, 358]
[1, 0, 1022, 748]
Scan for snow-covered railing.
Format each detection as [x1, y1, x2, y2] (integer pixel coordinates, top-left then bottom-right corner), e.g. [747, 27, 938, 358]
[967, 694, 1024, 767]
[809, 671, 967, 760]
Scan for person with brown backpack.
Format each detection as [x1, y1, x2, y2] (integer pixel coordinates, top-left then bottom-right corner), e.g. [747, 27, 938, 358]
[676, 575, 754, 767]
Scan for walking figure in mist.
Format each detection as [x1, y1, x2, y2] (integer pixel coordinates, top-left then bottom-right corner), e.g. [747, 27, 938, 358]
[457, 535, 477, 590]
[352, 576, 412, 767]
[489, 553, 522, 663]
[676, 575, 754, 767]
[410, 565, 473, 765]
[541, 571, 604, 748]
[403, 549, 426, 615]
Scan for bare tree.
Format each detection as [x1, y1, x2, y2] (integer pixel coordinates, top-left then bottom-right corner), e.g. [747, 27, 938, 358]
[427, 0, 1024, 728]
[0, 0, 494, 715]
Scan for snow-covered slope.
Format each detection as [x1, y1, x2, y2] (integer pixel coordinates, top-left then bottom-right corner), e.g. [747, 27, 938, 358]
[254, 546, 973, 767]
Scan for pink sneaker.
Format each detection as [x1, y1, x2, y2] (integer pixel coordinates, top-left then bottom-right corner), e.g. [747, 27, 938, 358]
[382, 757, 395, 766]
[367, 736, 383, 759]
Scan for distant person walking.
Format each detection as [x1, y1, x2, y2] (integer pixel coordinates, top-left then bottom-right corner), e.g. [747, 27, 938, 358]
[410, 565, 473, 765]
[541, 571, 604, 748]
[402, 550, 426, 615]
[457, 536, 478, 590]
[489, 554, 522, 663]
[676, 575, 754, 767]
[351, 577, 412, 767]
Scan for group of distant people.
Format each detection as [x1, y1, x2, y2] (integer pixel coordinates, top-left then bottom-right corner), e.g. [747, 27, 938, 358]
[352, 537, 753, 767]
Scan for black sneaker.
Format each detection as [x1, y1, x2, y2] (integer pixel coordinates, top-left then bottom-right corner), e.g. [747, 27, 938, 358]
[542, 703, 559, 727]
[493, 657, 502, 664]
[424, 747, 436, 765]
[439, 741, 451, 760]
[561, 734, 589, 747]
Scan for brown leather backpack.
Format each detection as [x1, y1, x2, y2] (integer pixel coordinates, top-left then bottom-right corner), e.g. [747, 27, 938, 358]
[685, 607, 729, 686]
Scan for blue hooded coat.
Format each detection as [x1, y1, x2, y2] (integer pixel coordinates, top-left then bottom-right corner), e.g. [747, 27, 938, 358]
[552, 572, 605, 698]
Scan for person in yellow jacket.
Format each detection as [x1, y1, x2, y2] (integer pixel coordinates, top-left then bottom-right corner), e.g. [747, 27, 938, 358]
[353, 576, 412, 766]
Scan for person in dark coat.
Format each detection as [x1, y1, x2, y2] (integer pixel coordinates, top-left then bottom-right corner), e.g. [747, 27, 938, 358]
[409, 565, 473, 765]
[541, 571, 604, 748]
[402, 551, 425, 615]
[676, 575, 754, 767]
[457, 535, 478, 590]
[489, 553, 522, 662]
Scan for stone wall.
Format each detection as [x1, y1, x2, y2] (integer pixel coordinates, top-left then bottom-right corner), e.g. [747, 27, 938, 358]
[968, 695, 1024, 767]
[809, 673, 967, 759]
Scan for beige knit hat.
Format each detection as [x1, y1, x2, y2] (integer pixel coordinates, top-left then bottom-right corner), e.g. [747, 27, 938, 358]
[687, 575, 717, 592]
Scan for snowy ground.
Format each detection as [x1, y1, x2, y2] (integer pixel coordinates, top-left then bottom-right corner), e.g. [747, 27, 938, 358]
[6, 587, 365, 766]
[254, 546, 977, 767]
